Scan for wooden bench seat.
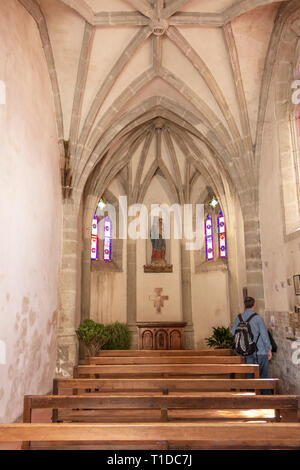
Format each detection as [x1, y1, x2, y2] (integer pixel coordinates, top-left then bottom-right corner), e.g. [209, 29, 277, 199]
[74, 364, 260, 378]
[2, 422, 300, 450]
[54, 377, 279, 395]
[86, 356, 244, 365]
[96, 349, 234, 356]
[24, 394, 300, 425]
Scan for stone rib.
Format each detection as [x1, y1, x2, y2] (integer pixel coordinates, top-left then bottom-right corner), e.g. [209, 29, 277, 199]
[223, 23, 253, 166]
[133, 128, 155, 203]
[75, 26, 152, 166]
[255, 0, 300, 170]
[94, 12, 149, 26]
[74, 68, 155, 188]
[169, 12, 223, 27]
[160, 67, 237, 161]
[69, 22, 95, 169]
[163, 128, 185, 204]
[125, 0, 153, 19]
[60, 0, 93, 24]
[162, 0, 192, 19]
[18, 0, 65, 165]
[166, 26, 242, 155]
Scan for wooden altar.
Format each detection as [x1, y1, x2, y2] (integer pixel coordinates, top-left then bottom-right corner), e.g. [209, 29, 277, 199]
[137, 322, 187, 350]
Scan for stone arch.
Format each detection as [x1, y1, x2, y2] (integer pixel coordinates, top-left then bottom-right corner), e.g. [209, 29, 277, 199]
[74, 96, 242, 196]
[274, 9, 300, 238]
[81, 188, 126, 328]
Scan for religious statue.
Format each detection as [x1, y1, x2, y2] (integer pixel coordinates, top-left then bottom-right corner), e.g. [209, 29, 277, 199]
[144, 217, 173, 273]
[151, 218, 166, 266]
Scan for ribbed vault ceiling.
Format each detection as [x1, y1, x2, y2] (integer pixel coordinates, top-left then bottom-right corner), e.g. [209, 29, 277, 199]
[86, 116, 233, 212]
[19, 0, 300, 200]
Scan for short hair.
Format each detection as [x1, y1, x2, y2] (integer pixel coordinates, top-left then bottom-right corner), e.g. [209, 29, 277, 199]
[244, 296, 255, 309]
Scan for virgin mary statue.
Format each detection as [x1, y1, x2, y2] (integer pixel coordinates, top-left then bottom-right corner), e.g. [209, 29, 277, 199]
[151, 218, 166, 266]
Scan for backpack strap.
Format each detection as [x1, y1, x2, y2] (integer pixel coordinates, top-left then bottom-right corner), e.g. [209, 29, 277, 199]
[246, 313, 258, 323]
[238, 314, 243, 322]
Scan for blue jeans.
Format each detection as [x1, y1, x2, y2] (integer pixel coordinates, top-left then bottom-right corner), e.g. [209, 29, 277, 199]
[245, 354, 272, 395]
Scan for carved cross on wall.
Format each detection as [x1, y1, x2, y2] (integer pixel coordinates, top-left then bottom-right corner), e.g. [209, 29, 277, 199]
[149, 288, 169, 314]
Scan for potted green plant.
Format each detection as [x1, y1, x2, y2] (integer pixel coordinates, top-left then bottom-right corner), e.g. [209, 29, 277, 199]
[76, 319, 109, 357]
[103, 321, 131, 350]
[205, 326, 235, 349]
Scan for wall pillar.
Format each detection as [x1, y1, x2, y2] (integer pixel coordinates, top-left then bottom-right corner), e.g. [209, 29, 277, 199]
[127, 239, 138, 348]
[240, 189, 266, 316]
[56, 196, 81, 377]
[181, 241, 195, 349]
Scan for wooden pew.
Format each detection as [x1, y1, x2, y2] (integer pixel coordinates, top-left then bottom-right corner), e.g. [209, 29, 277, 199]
[86, 356, 244, 365]
[53, 377, 279, 396]
[2, 422, 300, 450]
[74, 364, 260, 379]
[96, 349, 234, 357]
[23, 394, 300, 426]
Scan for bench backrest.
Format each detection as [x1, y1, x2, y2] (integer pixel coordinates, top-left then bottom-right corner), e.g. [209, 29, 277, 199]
[3, 423, 300, 450]
[96, 349, 234, 357]
[53, 377, 279, 394]
[86, 356, 244, 365]
[74, 364, 260, 378]
[24, 394, 300, 414]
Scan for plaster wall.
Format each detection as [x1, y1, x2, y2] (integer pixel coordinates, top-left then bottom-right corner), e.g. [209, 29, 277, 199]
[0, 0, 62, 422]
[192, 270, 231, 349]
[260, 57, 300, 393]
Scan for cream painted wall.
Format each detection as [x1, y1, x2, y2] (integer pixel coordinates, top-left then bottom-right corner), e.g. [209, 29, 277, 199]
[136, 238, 182, 322]
[260, 87, 300, 313]
[0, 0, 62, 422]
[90, 272, 127, 325]
[192, 271, 231, 348]
[136, 176, 182, 322]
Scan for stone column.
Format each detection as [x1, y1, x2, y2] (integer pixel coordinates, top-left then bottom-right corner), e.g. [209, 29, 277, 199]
[81, 238, 91, 321]
[181, 241, 195, 349]
[56, 197, 80, 377]
[127, 239, 138, 348]
[240, 188, 265, 316]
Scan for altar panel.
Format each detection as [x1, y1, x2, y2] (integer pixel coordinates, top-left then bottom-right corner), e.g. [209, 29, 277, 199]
[137, 322, 186, 350]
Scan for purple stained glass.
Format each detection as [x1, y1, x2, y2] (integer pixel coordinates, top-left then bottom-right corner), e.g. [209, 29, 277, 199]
[91, 214, 98, 260]
[205, 214, 214, 261]
[103, 216, 112, 262]
[218, 211, 227, 258]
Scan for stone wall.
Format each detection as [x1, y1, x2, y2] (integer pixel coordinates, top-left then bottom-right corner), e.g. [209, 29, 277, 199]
[265, 311, 300, 394]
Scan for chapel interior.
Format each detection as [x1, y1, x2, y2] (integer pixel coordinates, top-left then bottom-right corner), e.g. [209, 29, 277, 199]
[0, 0, 300, 442]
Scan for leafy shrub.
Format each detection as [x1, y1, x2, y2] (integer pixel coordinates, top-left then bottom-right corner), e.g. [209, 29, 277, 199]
[76, 319, 108, 357]
[76, 320, 131, 355]
[103, 322, 131, 350]
[205, 326, 235, 349]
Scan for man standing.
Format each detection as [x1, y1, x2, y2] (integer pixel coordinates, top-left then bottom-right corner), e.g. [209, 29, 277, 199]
[232, 296, 272, 394]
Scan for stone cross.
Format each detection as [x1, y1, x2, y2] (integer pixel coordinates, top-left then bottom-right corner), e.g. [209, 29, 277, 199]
[149, 288, 169, 314]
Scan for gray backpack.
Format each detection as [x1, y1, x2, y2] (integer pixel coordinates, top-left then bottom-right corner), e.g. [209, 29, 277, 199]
[234, 313, 259, 356]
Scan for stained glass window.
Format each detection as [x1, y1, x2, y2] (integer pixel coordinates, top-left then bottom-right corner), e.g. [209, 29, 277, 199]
[205, 214, 214, 261]
[90, 214, 98, 260]
[218, 211, 227, 258]
[209, 196, 218, 209]
[103, 216, 112, 262]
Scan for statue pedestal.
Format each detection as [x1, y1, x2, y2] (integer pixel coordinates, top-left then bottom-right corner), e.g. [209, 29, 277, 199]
[144, 264, 173, 273]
